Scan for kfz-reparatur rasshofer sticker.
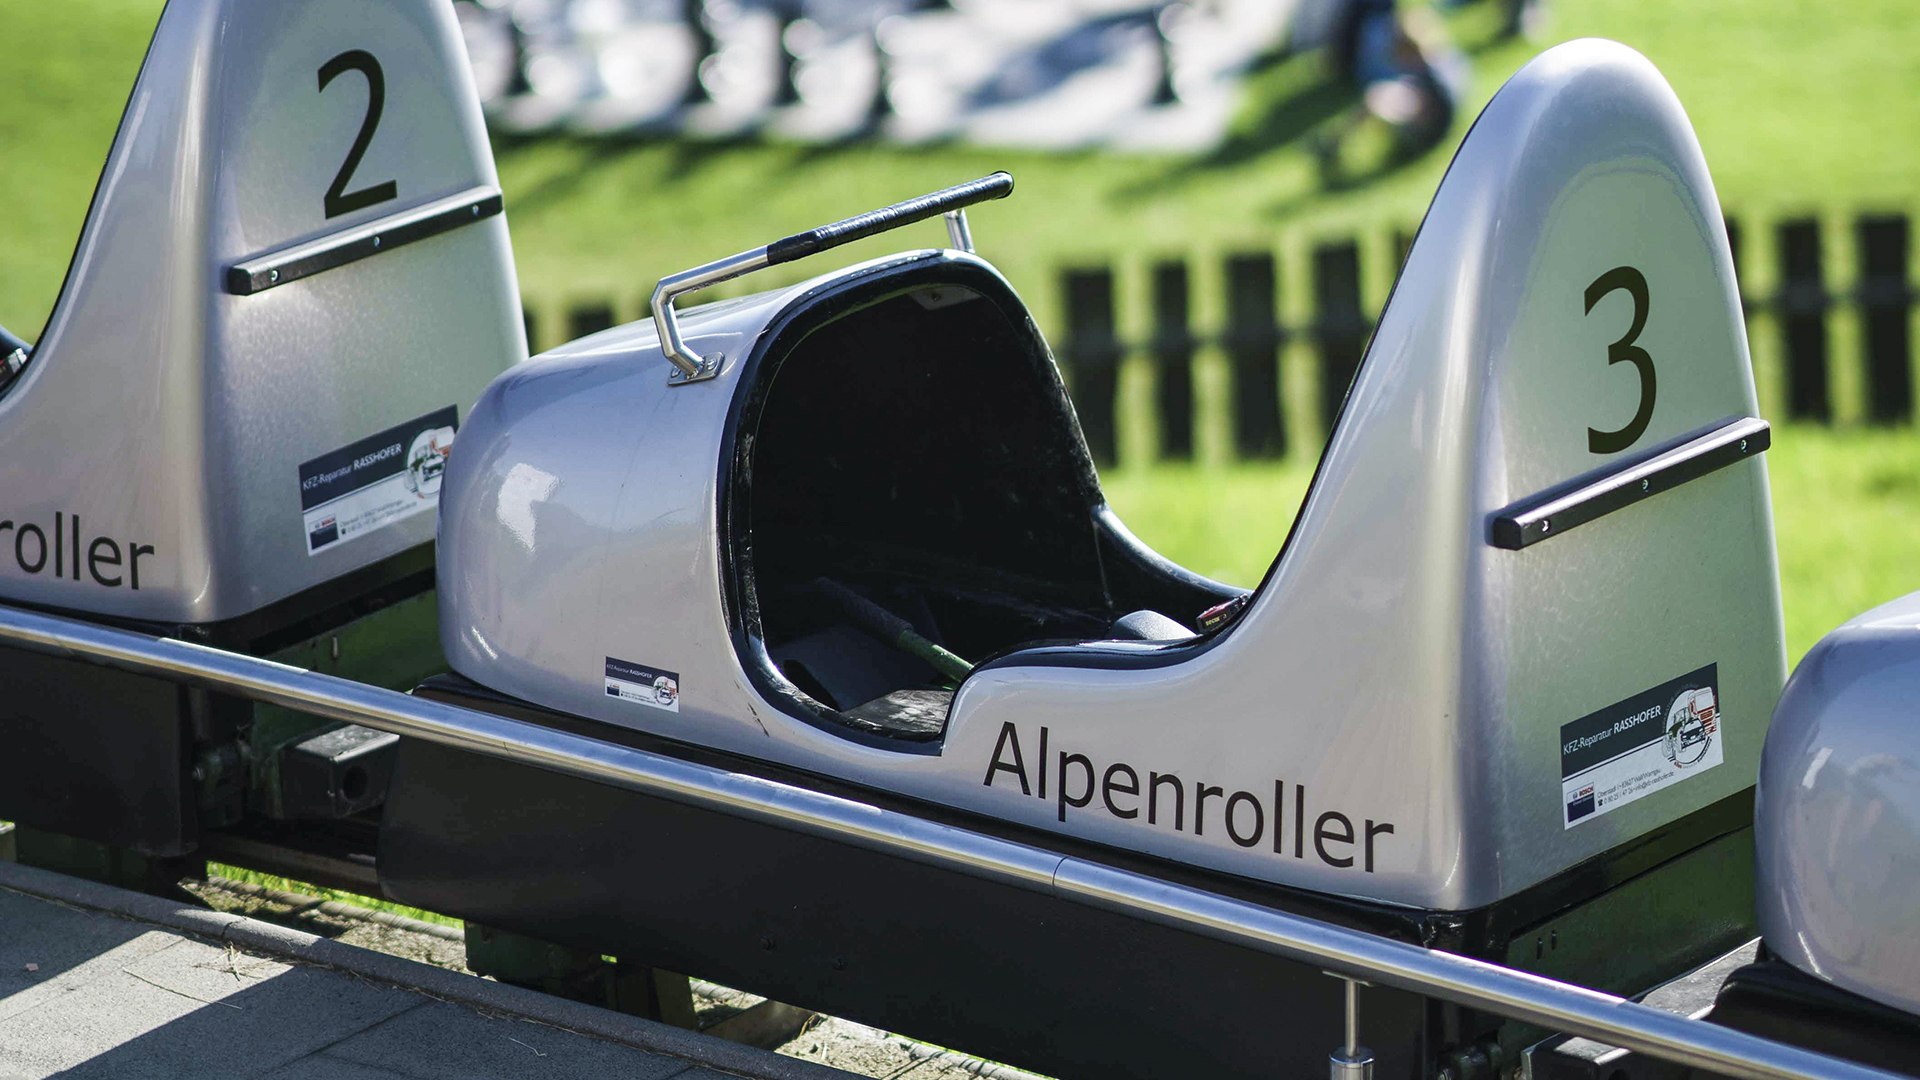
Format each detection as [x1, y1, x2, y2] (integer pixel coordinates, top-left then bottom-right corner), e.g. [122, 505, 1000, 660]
[1560, 663, 1721, 828]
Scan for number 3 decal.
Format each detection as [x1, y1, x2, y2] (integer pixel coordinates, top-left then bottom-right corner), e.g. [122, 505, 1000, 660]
[1584, 266, 1655, 454]
[318, 50, 398, 219]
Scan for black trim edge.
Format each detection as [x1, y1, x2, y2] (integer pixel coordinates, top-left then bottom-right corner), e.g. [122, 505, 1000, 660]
[0, 542, 434, 654]
[414, 670, 1755, 960]
[226, 186, 504, 296]
[1491, 416, 1770, 550]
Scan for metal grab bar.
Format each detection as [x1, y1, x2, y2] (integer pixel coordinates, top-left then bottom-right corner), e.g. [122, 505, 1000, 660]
[0, 599, 1898, 1080]
[649, 172, 1014, 384]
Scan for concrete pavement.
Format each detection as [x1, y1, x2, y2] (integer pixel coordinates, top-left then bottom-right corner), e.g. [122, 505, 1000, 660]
[0, 859, 853, 1080]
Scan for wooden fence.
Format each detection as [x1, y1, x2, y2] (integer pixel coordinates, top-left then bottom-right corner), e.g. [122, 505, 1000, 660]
[529, 211, 1914, 466]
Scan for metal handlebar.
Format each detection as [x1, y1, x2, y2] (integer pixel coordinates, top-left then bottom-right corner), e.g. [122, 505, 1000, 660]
[650, 172, 1014, 384]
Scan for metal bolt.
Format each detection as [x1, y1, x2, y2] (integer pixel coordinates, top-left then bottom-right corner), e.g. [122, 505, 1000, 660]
[1640, 478, 1650, 492]
[372, 235, 382, 249]
[471, 204, 482, 216]
[1740, 438, 1748, 452]
[1540, 519, 1551, 533]
[268, 269, 280, 283]
[1330, 1048, 1373, 1079]
[760, 933, 776, 951]
[831, 957, 847, 971]
[1329, 976, 1372, 1079]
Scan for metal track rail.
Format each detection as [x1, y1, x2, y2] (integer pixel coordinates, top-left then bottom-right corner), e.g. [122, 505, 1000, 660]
[0, 601, 1895, 1080]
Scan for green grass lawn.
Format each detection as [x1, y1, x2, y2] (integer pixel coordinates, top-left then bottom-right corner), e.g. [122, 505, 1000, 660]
[1103, 423, 1920, 665]
[208, 863, 464, 929]
[3, 6, 1916, 658]
[5, 0, 1918, 343]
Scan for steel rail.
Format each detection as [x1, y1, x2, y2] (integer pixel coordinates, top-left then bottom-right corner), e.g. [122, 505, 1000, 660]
[0, 601, 1895, 1080]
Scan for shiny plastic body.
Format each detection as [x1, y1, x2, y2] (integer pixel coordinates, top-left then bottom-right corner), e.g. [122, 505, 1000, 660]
[0, 0, 523, 625]
[439, 40, 1781, 909]
[1758, 591, 1920, 1015]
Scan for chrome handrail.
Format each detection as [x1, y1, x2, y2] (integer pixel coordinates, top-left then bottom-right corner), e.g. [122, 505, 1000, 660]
[0, 600, 1895, 1080]
[650, 172, 1013, 384]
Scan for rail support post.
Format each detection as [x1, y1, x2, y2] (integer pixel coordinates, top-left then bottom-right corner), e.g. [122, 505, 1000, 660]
[1327, 973, 1373, 1079]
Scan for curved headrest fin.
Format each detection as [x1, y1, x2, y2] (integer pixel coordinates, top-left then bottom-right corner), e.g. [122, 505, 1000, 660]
[1229, 38, 1780, 885]
[0, 0, 524, 622]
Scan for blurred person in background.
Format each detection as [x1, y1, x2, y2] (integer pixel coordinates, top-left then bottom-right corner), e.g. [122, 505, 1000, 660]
[1314, 0, 1468, 184]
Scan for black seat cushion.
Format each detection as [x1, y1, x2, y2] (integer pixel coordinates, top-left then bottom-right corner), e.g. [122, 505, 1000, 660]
[1109, 610, 1195, 643]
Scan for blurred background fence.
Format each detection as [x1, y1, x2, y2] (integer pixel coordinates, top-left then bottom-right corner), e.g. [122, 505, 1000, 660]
[7, 0, 1920, 659]
[529, 207, 1915, 465]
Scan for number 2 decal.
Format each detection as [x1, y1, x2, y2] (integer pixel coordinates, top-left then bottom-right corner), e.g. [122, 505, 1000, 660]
[1584, 266, 1655, 455]
[318, 50, 398, 219]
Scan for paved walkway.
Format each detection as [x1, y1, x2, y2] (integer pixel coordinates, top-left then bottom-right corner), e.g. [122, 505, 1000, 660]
[0, 860, 849, 1080]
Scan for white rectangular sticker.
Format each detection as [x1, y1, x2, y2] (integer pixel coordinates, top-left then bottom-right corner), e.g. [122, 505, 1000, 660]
[1560, 664, 1722, 829]
[299, 406, 457, 556]
[605, 656, 680, 713]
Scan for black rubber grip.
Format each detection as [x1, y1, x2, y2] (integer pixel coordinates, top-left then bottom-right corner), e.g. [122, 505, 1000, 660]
[765, 172, 1013, 266]
[813, 578, 914, 641]
[813, 578, 973, 682]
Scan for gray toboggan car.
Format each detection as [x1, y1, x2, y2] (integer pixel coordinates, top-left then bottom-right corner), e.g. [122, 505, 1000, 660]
[0, 1, 1914, 1077]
